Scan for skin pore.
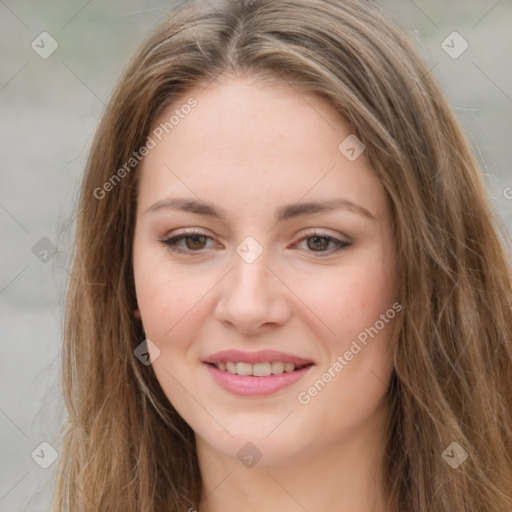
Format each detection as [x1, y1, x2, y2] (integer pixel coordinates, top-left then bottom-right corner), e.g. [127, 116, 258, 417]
[132, 76, 398, 512]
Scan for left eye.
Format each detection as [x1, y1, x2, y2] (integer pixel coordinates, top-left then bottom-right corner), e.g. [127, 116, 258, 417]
[294, 233, 350, 254]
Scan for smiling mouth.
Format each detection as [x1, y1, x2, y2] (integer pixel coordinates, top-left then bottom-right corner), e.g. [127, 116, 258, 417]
[207, 361, 313, 377]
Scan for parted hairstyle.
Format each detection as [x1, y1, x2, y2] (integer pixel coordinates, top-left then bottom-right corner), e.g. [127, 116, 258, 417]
[54, 0, 512, 510]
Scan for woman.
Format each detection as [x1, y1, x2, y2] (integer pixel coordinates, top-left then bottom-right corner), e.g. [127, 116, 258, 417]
[54, 0, 512, 510]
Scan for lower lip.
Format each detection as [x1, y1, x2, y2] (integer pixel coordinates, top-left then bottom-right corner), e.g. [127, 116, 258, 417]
[204, 363, 314, 396]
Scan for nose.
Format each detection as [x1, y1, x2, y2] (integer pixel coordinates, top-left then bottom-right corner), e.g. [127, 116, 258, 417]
[213, 246, 292, 335]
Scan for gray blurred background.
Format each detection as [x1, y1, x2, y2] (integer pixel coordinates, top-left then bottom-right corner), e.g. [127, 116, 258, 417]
[1, 1, 511, 510]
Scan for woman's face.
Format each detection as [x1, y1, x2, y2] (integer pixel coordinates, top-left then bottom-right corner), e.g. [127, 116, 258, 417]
[133, 76, 398, 467]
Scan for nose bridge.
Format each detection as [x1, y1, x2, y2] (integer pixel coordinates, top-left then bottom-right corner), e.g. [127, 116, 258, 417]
[214, 237, 291, 332]
[229, 234, 272, 296]
[228, 240, 273, 308]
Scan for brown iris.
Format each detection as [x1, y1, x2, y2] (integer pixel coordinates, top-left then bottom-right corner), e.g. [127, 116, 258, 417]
[307, 236, 330, 251]
[185, 235, 208, 250]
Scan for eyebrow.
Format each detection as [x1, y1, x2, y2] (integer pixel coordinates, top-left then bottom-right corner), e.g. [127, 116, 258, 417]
[145, 196, 376, 222]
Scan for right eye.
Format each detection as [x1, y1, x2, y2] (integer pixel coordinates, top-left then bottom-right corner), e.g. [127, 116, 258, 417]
[159, 230, 219, 255]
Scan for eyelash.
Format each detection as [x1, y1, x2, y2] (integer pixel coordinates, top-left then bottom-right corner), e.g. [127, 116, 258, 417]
[159, 229, 351, 257]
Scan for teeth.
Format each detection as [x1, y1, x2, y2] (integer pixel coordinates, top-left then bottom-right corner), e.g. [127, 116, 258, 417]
[253, 362, 271, 377]
[236, 362, 252, 376]
[214, 361, 304, 376]
[271, 361, 284, 374]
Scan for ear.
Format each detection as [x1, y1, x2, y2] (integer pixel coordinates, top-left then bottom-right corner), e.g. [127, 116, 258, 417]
[133, 308, 142, 320]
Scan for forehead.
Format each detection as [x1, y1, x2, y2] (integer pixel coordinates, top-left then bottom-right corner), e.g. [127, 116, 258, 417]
[150, 76, 345, 159]
[137, 77, 387, 220]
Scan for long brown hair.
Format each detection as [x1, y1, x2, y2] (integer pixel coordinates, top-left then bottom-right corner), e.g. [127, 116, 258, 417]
[54, 0, 512, 510]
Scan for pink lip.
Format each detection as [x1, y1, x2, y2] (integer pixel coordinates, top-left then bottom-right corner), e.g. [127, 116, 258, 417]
[205, 363, 315, 396]
[202, 349, 313, 366]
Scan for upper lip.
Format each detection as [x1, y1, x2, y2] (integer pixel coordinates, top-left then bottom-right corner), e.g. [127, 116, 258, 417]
[202, 349, 314, 366]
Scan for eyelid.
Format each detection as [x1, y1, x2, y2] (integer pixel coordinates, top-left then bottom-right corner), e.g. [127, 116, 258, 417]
[296, 228, 350, 242]
[165, 227, 213, 238]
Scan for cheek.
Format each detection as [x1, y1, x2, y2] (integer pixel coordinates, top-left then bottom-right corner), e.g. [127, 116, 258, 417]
[133, 241, 186, 337]
[294, 260, 396, 429]
[290, 256, 396, 346]
[134, 265, 209, 340]
[132, 241, 223, 352]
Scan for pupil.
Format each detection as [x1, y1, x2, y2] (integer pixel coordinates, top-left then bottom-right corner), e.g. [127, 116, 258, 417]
[187, 235, 206, 250]
[308, 236, 328, 251]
